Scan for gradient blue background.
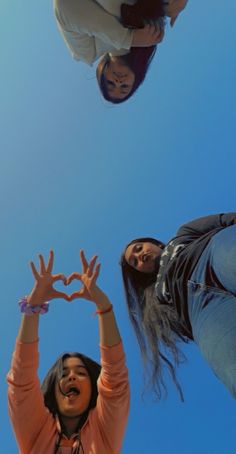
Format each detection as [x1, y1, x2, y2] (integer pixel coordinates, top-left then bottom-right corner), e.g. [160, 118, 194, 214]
[1, 1, 236, 452]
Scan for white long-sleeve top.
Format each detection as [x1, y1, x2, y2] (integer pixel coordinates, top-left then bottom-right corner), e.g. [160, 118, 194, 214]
[54, 0, 136, 66]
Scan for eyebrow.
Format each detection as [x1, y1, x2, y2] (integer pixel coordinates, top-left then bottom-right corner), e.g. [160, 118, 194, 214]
[62, 365, 87, 371]
[106, 82, 130, 96]
[107, 88, 129, 98]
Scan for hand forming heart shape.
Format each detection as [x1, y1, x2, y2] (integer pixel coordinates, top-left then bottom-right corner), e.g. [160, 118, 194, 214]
[52, 274, 86, 302]
[28, 250, 102, 307]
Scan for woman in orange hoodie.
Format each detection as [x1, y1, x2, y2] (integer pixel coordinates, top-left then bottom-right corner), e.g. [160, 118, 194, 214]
[8, 250, 130, 454]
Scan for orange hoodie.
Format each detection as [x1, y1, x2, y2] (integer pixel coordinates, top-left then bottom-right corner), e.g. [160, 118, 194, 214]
[7, 340, 130, 454]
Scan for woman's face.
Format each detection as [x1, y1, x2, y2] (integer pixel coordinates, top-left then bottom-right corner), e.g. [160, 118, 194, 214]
[125, 241, 163, 273]
[55, 357, 92, 418]
[104, 57, 135, 100]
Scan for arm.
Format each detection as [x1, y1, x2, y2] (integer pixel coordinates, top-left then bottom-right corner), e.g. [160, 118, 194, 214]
[54, 0, 133, 63]
[7, 252, 69, 452]
[54, 0, 164, 64]
[132, 24, 164, 47]
[95, 343, 130, 454]
[176, 213, 236, 237]
[68, 250, 121, 346]
[67, 251, 129, 453]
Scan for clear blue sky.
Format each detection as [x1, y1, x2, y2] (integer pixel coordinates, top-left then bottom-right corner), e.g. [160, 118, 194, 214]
[1, 1, 236, 452]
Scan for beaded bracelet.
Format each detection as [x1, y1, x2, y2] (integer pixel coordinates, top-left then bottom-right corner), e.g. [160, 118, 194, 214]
[19, 296, 49, 316]
[95, 304, 113, 315]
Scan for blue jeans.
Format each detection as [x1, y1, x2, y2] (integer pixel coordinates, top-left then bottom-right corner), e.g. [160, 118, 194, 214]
[187, 224, 236, 398]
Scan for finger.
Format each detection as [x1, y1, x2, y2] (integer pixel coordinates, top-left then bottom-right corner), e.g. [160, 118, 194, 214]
[39, 254, 46, 274]
[149, 24, 157, 36]
[46, 250, 54, 274]
[68, 290, 85, 301]
[170, 15, 178, 27]
[51, 289, 71, 301]
[156, 28, 165, 43]
[80, 249, 89, 273]
[87, 255, 98, 278]
[67, 272, 82, 285]
[154, 23, 161, 34]
[91, 263, 101, 284]
[149, 27, 161, 44]
[53, 273, 68, 285]
[154, 26, 162, 38]
[30, 261, 40, 280]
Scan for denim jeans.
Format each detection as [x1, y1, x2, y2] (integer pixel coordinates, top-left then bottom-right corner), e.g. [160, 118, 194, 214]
[187, 224, 236, 398]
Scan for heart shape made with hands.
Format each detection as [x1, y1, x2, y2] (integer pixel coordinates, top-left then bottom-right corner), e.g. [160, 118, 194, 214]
[30, 250, 100, 305]
[52, 273, 90, 302]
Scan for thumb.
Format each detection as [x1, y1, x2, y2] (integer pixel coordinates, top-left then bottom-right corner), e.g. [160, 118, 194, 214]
[67, 290, 86, 301]
[170, 15, 178, 27]
[51, 290, 71, 301]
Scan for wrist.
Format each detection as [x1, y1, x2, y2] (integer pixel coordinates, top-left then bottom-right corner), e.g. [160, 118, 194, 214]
[19, 296, 49, 316]
[27, 294, 47, 307]
[95, 304, 113, 316]
[94, 297, 112, 312]
[131, 29, 141, 47]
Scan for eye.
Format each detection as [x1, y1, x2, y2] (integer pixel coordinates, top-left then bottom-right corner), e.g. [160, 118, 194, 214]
[77, 370, 89, 379]
[61, 372, 67, 378]
[134, 244, 142, 252]
[106, 80, 115, 88]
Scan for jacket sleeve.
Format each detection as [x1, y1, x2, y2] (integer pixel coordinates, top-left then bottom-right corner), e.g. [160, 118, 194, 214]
[7, 340, 55, 453]
[54, 0, 133, 64]
[94, 342, 130, 454]
[176, 213, 236, 237]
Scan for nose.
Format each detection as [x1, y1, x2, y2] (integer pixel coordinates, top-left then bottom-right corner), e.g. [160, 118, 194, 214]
[134, 251, 143, 265]
[114, 76, 123, 84]
[68, 371, 77, 381]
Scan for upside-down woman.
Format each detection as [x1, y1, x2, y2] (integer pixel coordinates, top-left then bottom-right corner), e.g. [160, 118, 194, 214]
[54, 0, 188, 103]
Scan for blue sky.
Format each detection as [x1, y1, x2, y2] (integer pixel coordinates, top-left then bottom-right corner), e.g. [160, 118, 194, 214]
[1, 1, 236, 452]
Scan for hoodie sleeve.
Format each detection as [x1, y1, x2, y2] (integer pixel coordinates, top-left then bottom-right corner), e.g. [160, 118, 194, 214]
[93, 342, 130, 454]
[54, 0, 133, 64]
[7, 340, 55, 454]
[176, 213, 236, 238]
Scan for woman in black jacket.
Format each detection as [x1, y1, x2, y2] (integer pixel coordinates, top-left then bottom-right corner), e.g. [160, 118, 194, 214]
[121, 213, 236, 400]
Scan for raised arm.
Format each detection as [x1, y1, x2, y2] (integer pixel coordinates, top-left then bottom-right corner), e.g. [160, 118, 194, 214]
[67, 251, 130, 453]
[67, 250, 121, 347]
[7, 251, 69, 453]
[18, 251, 69, 343]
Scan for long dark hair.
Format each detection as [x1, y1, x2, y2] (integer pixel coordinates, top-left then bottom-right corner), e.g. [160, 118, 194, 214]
[97, 0, 165, 103]
[41, 352, 101, 425]
[121, 238, 188, 401]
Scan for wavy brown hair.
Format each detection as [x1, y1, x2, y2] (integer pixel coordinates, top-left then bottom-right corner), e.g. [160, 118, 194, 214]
[121, 238, 189, 400]
[97, 0, 165, 104]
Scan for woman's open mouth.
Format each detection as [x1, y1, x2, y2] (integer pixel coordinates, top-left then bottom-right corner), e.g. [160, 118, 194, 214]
[62, 386, 81, 399]
[67, 386, 80, 395]
[65, 386, 80, 401]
